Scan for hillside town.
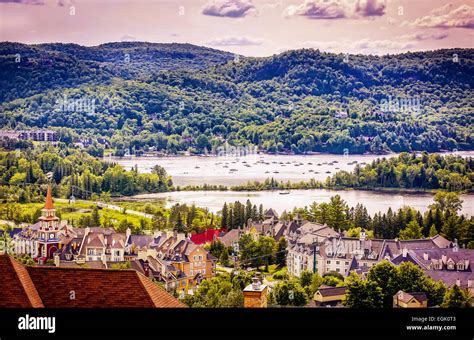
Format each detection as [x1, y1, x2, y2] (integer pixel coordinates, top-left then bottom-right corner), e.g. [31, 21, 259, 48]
[1, 186, 472, 308]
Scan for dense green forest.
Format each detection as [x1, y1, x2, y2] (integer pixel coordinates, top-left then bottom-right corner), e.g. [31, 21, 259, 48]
[0, 42, 472, 155]
[328, 152, 473, 190]
[0, 147, 172, 201]
[184, 153, 473, 192]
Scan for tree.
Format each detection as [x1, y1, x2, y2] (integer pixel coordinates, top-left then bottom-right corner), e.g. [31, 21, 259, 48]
[272, 279, 308, 306]
[221, 203, 228, 229]
[428, 224, 438, 237]
[299, 270, 313, 288]
[256, 236, 276, 270]
[441, 285, 471, 308]
[275, 237, 288, 267]
[399, 220, 423, 240]
[219, 247, 230, 266]
[343, 273, 383, 308]
[441, 215, 459, 241]
[429, 192, 463, 214]
[366, 261, 400, 307]
[91, 205, 101, 227]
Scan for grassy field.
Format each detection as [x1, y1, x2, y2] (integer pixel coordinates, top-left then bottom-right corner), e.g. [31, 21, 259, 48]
[0, 200, 152, 229]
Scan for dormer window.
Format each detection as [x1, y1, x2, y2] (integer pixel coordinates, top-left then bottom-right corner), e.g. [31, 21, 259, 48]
[447, 262, 455, 270]
[457, 263, 465, 271]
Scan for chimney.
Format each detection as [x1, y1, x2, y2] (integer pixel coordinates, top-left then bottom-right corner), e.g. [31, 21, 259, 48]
[455, 278, 461, 287]
[402, 247, 408, 258]
[453, 239, 459, 252]
[143, 262, 150, 277]
[423, 252, 429, 261]
[252, 277, 261, 290]
[54, 254, 60, 267]
[177, 233, 186, 242]
[441, 253, 447, 264]
[243, 276, 268, 308]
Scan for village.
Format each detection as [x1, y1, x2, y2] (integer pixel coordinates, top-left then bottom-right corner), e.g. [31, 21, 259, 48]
[1, 186, 472, 309]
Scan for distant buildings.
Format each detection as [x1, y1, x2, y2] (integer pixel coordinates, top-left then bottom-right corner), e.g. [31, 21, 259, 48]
[391, 244, 474, 298]
[11, 186, 217, 295]
[0, 129, 58, 142]
[286, 217, 453, 278]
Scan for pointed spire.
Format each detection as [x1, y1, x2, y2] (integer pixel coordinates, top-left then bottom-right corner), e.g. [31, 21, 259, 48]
[44, 185, 54, 210]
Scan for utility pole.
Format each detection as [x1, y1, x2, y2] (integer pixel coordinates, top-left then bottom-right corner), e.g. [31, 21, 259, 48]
[312, 237, 318, 274]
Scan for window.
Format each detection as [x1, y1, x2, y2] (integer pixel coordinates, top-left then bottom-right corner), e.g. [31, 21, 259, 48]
[326, 260, 330, 264]
[336, 268, 340, 272]
[336, 261, 340, 265]
[190, 270, 193, 276]
[345, 262, 349, 265]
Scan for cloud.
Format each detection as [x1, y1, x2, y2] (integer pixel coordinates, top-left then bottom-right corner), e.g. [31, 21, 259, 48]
[355, 0, 386, 17]
[410, 4, 474, 29]
[205, 36, 265, 46]
[202, 0, 256, 18]
[0, 0, 45, 4]
[283, 0, 386, 20]
[120, 34, 137, 42]
[399, 32, 449, 41]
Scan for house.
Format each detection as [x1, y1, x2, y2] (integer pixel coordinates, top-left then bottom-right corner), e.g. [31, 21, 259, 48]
[0, 254, 184, 308]
[393, 291, 428, 308]
[219, 229, 241, 253]
[287, 219, 452, 277]
[313, 285, 347, 306]
[390, 241, 474, 298]
[133, 233, 217, 294]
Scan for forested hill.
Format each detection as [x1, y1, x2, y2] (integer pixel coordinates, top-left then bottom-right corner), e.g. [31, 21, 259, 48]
[0, 42, 473, 155]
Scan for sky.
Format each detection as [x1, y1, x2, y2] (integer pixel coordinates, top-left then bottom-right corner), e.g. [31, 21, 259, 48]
[0, 0, 473, 56]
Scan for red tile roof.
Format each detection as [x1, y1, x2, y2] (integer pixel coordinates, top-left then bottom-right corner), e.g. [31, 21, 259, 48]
[0, 255, 185, 308]
[190, 228, 223, 245]
[0, 255, 44, 307]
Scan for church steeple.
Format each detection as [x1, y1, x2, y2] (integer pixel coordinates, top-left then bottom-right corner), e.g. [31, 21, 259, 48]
[44, 185, 54, 210]
[39, 185, 59, 230]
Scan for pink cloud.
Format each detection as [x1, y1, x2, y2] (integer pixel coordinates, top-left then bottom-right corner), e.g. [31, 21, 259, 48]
[283, 0, 386, 20]
[411, 4, 474, 29]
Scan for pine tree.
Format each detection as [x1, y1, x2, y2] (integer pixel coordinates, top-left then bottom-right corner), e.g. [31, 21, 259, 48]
[399, 220, 423, 240]
[429, 224, 438, 237]
[91, 205, 101, 227]
[221, 203, 228, 229]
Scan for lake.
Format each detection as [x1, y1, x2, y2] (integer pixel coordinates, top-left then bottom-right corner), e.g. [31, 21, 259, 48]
[107, 151, 474, 187]
[109, 151, 473, 216]
[129, 189, 473, 217]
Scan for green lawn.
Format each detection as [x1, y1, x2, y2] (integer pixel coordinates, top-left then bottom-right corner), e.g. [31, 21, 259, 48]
[0, 200, 151, 229]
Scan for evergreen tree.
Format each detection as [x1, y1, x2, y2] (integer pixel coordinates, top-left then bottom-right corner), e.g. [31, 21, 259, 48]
[221, 203, 228, 229]
[441, 285, 471, 308]
[399, 220, 423, 240]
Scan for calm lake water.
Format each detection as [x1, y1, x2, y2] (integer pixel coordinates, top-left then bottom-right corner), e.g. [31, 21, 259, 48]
[130, 190, 473, 217]
[108, 151, 474, 187]
[110, 152, 473, 216]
